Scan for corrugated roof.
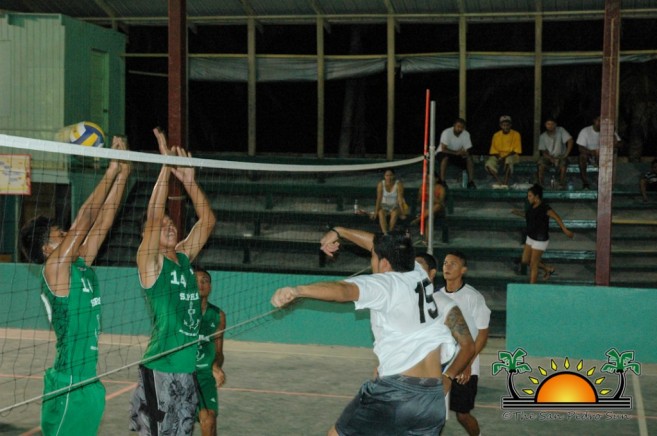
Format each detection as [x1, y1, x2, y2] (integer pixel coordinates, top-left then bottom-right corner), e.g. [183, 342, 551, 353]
[2, 0, 657, 26]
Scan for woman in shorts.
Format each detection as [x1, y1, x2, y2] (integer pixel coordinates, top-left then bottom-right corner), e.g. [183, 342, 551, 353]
[513, 184, 574, 283]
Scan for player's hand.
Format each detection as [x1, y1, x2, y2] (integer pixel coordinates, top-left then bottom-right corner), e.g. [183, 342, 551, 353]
[271, 286, 299, 307]
[107, 136, 126, 173]
[565, 229, 574, 239]
[153, 127, 175, 157]
[213, 366, 225, 388]
[111, 136, 131, 175]
[320, 231, 340, 257]
[457, 365, 472, 384]
[170, 147, 195, 184]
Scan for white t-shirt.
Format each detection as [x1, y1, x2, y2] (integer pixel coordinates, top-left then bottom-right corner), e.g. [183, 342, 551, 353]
[538, 126, 572, 157]
[576, 125, 621, 151]
[439, 283, 491, 376]
[439, 127, 472, 153]
[381, 180, 399, 210]
[346, 262, 455, 376]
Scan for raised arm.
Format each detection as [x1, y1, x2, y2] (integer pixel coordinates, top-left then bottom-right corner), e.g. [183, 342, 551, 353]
[80, 136, 131, 265]
[547, 209, 574, 238]
[43, 153, 121, 296]
[172, 146, 217, 262]
[271, 281, 359, 307]
[137, 128, 173, 286]
[320, 226, 375, 258]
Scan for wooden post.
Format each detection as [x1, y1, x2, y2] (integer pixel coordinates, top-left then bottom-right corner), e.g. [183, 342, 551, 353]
[596, 0, 621, 286]
[386, 15, 396, 161]
[247, 17, 257, 156]
[167, 0, 186, 235]
[316, 17, 325, 158]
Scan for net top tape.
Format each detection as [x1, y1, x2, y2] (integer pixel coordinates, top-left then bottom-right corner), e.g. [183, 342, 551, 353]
[0, 134, 425, 173]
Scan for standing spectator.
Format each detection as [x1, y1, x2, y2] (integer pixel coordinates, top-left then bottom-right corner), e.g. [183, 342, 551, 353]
[372, 168, 408, 234]
[130, 129, 216, 436]
[640, 159, 657, 202]
[576, 115, 622, 190]
[537, 118, 574, 188]
[511, 184, 574, 284]
[485, 115, 522, 187]
[194, 267, 226, 436]
[438, 251, 491, 436]
[438, 118, 477, 189]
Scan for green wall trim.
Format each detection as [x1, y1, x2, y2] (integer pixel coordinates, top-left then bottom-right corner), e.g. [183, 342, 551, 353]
[0, 264, 374, 348]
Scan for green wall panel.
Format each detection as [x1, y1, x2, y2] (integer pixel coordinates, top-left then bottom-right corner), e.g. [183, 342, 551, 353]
[0, 264, 373, 348]
[506, 284, 657, 363]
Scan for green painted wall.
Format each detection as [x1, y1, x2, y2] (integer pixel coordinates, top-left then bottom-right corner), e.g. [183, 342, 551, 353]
[506, 283, 657, 363]
[0, 264, 374, 347]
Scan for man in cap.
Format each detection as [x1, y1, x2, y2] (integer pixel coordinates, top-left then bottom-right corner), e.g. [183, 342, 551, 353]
[485, 115, 522, 187]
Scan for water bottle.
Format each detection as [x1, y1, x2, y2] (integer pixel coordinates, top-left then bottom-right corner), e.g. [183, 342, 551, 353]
[353, 199, 359, 214]
[462, 170, 468, 188]
[550, 175, 556, 189]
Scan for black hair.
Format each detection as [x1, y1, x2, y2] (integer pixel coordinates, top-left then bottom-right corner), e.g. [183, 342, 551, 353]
[544, 117, 557, 124]
[445, 250, 468, 267]
[415, 252, 437, 271]
[454, 118, 467, 126]
[528, 183, 544, 200]
[20, 216, 54, 264]
[193, 266, 211, 282]
[372, 231, 415, 272]
[651, 158, 657, 166]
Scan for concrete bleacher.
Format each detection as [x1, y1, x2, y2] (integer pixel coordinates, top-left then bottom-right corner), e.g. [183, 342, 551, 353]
[96, 158, 657, 337]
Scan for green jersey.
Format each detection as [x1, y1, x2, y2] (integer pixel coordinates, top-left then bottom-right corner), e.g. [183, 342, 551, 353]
[41, 257, 101, 379]
[195, 303, 222, 372]
[142, 252, 200, 373]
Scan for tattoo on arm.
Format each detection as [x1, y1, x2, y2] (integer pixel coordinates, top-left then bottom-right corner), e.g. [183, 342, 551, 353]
[445, 307, 473, 345]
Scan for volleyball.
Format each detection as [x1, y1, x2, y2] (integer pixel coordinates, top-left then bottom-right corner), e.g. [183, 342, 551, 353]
[56, 121, 106, 147]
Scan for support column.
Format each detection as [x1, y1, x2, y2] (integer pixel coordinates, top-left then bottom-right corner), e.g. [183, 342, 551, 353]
[386, 15, 396, 160]
[596, 0, 621, 286]
[316, 18, 325, 158]
[167, 0, 186, 234]
[533, 3, 543, 158]
[458, 8, 467, 119]
[247, 18, 257, 156]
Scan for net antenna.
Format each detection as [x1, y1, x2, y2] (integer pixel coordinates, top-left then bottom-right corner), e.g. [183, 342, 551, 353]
[427, 101, 437, 255]
[419, 89, 431, 235]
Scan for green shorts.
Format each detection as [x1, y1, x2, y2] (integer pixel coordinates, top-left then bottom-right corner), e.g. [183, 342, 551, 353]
[196, 370, 219, 414]
[41, 368, 105, 435]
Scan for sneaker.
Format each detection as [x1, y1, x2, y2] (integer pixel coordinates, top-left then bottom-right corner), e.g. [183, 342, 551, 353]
[467, 181, 477, 189]
[583, 183, 591, 190]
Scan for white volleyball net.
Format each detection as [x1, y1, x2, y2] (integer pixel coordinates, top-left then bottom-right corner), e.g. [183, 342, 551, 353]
[0, 133, 435, 417]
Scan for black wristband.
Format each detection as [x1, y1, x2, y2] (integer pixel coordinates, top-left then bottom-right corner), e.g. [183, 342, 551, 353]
[329, 227, 341, 239]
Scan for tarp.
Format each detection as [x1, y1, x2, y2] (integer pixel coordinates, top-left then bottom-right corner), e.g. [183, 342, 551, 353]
[188, 53, 657, 82]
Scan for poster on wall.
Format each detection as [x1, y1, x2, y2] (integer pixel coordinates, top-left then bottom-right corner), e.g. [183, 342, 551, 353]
[0, 154, 31, 195]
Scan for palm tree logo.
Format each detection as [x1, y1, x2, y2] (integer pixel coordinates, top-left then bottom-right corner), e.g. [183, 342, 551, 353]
[601, 348, 641, 400]
[492, 348, 532, 400]
[492, 347, 639, 410]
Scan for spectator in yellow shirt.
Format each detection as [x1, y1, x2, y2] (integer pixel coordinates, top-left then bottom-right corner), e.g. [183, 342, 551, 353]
[485, 115, 522, 187]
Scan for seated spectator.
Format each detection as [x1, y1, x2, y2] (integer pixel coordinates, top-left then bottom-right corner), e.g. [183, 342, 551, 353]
[576, 115, 622, 190]
[485, 115, 522, 187]
[437, 118, 476, 189]
[640, 158, 657, 202]
[372, 168, 408, 234]
[411, 177, 446, 226]
[537, 118, 574, 188]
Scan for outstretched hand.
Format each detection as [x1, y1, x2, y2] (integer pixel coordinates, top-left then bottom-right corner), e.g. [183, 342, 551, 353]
[111, 136, 131, 175]
[169, 146, 195, 184]
[271, 286, 299, 307]
[108, 136, 127, 173]
[320, 230, 340, 257]
[153, 127, 175, 156]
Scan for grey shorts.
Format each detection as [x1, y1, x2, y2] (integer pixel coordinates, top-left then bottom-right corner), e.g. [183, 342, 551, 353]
[129, 365, 199, 436]
[335, 375, 445, 435]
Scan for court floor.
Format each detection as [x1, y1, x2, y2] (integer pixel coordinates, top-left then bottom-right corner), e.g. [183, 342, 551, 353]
[0, 330, 655, 435]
